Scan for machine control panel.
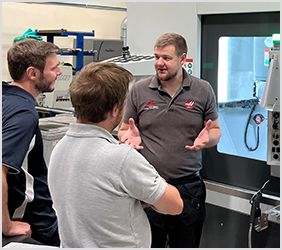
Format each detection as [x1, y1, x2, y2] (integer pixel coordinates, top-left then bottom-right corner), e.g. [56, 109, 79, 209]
[267, 111, 280, 166]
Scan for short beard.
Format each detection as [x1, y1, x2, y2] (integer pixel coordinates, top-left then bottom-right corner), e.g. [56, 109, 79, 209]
[35, 74, 55, 93]
[157, 71, 177, 82]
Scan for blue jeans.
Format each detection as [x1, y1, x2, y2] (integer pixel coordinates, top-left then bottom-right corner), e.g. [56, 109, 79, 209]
[145, 177, 206, 248]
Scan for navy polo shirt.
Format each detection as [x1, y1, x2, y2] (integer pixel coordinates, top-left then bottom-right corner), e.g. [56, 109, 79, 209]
[123, 71, 218, 180]
[2, 82, 57, 237]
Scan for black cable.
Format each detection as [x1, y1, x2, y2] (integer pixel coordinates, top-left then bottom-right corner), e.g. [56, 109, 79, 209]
[96, 41, 104, 61]
[248, 222, 253, 248]
[244, 103, 260, 151]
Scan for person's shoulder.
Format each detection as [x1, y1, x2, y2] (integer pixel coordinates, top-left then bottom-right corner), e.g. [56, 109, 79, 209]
[118, 144, 150, 166]
[132, 75, 155, 89]
[115, 142, 133, 154]
[113, 143, 140, 160]
[137, 75, 154, 83]
[189, 74, 210, 85]
[2, 95, 38, 132]
[189, 75, 214, 92]
[2, 81, 10, 86]
[2, 82, 12, 95]
[3, 84, 35, 104]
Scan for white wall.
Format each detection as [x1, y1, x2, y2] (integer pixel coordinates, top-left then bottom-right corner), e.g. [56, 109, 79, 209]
[2, 2, 127, 81]
[127, 2, 280, 77]
[2, 2, 280, 80]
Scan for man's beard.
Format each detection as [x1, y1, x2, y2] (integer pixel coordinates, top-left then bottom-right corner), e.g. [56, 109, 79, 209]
[35, 74, 55, 93]
[157, 70, 177, 82]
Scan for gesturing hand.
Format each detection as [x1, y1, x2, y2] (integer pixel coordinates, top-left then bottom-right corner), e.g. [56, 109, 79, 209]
[121, 118, 144, 150]
[185, 119, 212, 151]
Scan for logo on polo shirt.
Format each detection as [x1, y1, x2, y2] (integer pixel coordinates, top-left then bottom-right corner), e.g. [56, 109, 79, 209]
[144, 99, 159, 110]
[185, 100, 195, 109]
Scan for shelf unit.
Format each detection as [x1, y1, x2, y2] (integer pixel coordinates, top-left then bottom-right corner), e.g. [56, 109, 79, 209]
[36, 29, 95, 71]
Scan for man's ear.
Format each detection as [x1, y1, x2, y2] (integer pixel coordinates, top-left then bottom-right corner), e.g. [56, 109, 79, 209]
[26, 66, 38, 80]
[111, 104, 119, 118]
[180, 53, 187, 65]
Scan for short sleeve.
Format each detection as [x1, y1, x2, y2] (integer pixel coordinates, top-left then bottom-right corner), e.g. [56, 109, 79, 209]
[119, 148, 167, 205]
[2, 110, 38, 173]
[204, 82, 218, 121]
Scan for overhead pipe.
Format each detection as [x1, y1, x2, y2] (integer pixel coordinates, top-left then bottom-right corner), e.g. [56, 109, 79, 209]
[24, 2, 127, 12]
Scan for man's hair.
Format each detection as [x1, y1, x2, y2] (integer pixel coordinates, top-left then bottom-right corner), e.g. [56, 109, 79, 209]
[7, 38, 60, 81]
[69, 62, 133, 123]
[154, 33, 188, 57]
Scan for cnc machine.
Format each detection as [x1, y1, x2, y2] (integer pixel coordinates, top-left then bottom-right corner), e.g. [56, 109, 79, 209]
[260, 34, 280, 177]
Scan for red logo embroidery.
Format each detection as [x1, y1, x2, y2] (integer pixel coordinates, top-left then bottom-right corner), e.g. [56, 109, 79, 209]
[144, 99, 159, 110]
[185, 100, 195, 109]
[147, 100, 154, 106]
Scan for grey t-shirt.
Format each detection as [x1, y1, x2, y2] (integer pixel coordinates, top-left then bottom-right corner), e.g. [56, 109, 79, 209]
[48, 123, 166, 248]
[123, 71, 218, 180]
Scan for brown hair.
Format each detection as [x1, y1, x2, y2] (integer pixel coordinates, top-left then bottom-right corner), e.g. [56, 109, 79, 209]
[7, 38, 60, 81]
[154, 33, 188, 57]
[69, 62, 133, 123]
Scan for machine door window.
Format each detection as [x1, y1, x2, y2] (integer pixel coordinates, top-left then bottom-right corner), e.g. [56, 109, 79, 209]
[217, 36, 272, 161]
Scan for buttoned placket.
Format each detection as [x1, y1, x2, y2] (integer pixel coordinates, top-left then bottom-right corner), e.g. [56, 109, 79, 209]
[158, 85, 184, 112]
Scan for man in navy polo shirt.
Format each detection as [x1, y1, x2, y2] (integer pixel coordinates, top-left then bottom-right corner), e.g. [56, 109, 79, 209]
[118, 33, 221, 247]
[2, 39, 62, 246]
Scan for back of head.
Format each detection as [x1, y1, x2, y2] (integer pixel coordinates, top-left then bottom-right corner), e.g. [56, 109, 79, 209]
[7, 38, 60, 81]
[69, 62, 133, 123]
[154, 33, 188, 57]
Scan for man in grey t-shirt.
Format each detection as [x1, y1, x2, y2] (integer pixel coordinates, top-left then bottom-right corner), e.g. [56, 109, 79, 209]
[48, 62, 183, 248]
[118, 33, 221, 247]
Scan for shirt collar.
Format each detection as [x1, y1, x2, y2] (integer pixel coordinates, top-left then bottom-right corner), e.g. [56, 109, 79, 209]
[67, 123, 119, 145]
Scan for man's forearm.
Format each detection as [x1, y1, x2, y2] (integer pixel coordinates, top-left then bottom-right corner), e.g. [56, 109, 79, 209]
[207, 128, 221, 148]
[2, 165, 32, 236]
